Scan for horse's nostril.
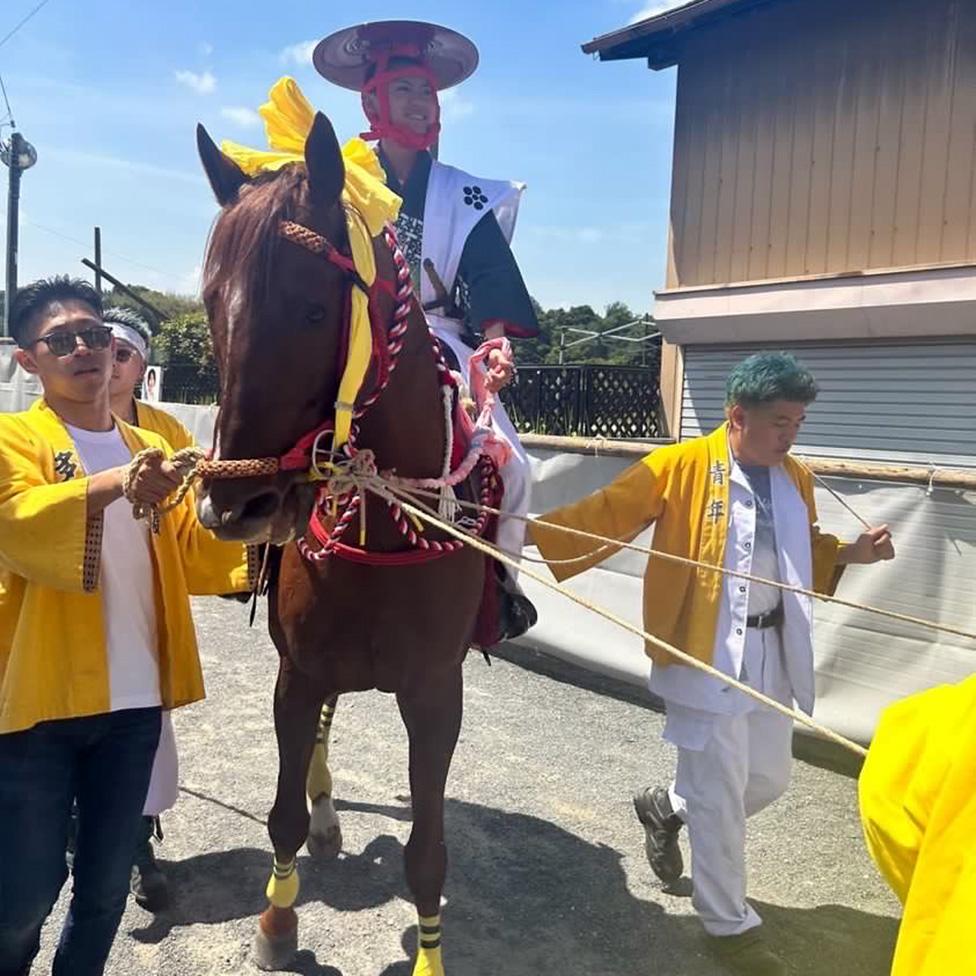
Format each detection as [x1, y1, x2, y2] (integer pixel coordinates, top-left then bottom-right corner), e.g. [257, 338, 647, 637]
[237, 490, 280, 523]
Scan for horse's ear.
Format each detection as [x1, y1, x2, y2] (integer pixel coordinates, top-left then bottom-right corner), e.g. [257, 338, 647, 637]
[197, 123, 249, 206]
[305, 112, 345, 207]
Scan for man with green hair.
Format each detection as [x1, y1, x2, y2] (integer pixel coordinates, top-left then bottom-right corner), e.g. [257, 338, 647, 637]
[531, 352, 894, 976]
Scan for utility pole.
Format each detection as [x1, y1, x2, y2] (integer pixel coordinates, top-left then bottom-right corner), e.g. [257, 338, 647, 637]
[93, 227, 102, 296]
[80, 258, 166, 327]
[1, 131, 37, 337]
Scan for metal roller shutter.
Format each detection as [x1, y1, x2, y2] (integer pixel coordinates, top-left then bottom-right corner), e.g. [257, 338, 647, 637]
[680, 341, 976, 467]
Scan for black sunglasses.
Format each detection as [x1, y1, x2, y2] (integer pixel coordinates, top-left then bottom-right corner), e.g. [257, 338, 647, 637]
[33, 326, 113, 358]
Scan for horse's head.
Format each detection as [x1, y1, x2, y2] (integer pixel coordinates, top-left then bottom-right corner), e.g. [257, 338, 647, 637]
[195, 113, 353, 544]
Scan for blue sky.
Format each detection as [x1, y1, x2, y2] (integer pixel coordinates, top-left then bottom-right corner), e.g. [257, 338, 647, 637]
[1, 0, 680, 313]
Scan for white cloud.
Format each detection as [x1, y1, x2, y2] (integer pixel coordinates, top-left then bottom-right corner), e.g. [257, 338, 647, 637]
[629, 0, 686, 24]
[220, 106, 261, 128]
[280, 39, 317, 67]
[47, 148, 201, 186]
[528, 225, 606, 245]
[174, 69, 216, 95]
[439, 88, 475, 123]
[179, 265, 203, 297]
[525, 222, 653, 247]
[199, 41, 214, 57]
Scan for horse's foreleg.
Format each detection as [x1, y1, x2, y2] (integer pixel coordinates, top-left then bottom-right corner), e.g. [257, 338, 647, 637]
[397, 664, 463, 976]
[305, 694, 342, 859]
[254, 662, 325, 972]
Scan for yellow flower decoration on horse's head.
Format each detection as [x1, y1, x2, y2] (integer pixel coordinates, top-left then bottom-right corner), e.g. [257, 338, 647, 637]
[220, 76, 400, 236]
[217, 77, 402, 450]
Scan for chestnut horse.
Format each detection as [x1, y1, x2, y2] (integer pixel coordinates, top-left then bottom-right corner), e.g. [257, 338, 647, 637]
[195, 113, 486, 974]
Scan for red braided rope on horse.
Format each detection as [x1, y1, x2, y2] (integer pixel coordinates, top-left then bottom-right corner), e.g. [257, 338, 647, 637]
[298, 226, 499, 566]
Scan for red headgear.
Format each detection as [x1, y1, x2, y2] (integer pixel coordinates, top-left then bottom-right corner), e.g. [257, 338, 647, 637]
[359, 44, 441, 151]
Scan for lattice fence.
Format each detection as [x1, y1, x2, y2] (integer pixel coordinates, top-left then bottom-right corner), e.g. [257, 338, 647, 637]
[157, 359, 662, 439]
[501, 364, 662, 439]
[150, 362, 219, 405]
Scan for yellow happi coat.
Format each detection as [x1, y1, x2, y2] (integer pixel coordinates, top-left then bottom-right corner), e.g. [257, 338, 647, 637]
[529, 423, 843, 668]
[0, 399, 256, 735]
[859, 676, 976, 974]
[135, 399, 196, 453]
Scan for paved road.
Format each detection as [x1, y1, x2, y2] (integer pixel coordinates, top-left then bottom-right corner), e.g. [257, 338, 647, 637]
[35, 597, 899, 975]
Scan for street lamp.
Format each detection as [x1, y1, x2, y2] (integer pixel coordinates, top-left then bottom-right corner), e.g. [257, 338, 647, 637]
[2, 131, 37, 337]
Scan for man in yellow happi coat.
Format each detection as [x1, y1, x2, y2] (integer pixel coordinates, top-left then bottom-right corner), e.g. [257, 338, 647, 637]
[859, 675, 976, 975]
[103, 305, 193, 912]
[0, 277, 255, 976]
[531, 352, 895, 976]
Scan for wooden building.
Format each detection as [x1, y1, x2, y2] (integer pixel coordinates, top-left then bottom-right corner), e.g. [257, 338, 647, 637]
[585, 0, 976, 467]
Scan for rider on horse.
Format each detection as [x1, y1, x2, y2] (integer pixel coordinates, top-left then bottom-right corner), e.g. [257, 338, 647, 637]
[314, 20, 540, 641]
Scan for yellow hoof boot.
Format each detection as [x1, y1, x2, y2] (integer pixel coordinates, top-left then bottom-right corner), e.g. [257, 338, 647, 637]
[412, 945, 444, 976]
[265, 857, 300, 909]
[412, 914, 444, 976]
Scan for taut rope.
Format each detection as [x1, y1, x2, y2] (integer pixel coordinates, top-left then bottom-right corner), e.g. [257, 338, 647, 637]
[373, 483, 870, 759]
[380, 482, 976, 645]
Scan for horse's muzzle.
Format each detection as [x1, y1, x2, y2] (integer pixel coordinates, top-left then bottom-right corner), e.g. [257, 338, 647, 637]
[197, 481, 309, 545]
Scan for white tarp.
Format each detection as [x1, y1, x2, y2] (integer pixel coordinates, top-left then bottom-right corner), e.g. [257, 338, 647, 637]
[517, 448, 976, 745]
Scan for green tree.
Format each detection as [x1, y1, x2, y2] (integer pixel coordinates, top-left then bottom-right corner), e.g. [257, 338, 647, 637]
[152, 312, 214, 367]
[514, 297, 555, 364]
[150, 311, 218, 403]
[104, 285, 204, 330]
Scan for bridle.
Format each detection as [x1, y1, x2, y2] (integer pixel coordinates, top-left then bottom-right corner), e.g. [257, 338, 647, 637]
[194, 213, 497, 565]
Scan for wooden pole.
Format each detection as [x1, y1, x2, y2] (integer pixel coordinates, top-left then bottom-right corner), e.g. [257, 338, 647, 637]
[93, 227, 102, 296]
[518, 433, 976, 490]
[80, 258, 165, 328]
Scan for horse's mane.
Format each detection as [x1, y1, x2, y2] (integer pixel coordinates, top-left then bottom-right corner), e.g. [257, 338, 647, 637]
[202, 165, 308, 307]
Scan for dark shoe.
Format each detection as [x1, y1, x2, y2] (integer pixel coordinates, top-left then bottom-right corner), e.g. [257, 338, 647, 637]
[65, 804, 79, 872]
[131, 816, 169, 912]
[497, 565, 538, 641]
[707, 928, 789, 976]
[633, 785, 684, 885]
[499, 588, 538, 641]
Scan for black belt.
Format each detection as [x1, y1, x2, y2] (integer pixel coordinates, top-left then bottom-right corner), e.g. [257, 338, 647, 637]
[746, 604, 783, 630]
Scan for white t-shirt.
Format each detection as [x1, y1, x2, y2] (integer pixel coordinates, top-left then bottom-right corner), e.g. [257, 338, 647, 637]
[66, 423, 161, 712]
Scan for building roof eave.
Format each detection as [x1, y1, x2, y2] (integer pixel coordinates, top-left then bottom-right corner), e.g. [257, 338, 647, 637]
[581, 0, 781, 68]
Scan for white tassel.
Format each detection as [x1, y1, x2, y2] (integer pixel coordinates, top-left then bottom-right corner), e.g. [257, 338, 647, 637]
[438, 483, 459, 521]
[438, 386, 459, 521]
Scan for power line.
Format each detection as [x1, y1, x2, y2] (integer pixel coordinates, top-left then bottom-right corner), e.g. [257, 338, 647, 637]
[0, 0, 54, 51]
[0, 208, 178, 281]
[0, 72, 14, 127]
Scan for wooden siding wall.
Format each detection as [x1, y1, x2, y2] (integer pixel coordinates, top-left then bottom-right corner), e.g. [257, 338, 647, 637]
[668, 0, 976, 288]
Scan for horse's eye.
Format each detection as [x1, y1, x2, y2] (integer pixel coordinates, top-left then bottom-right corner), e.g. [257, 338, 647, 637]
[305, 304, 327, 325]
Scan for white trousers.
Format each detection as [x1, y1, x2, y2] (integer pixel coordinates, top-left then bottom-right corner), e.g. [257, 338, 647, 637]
[143, 711, 179, 817]
[430, 324, 531, 575]
[664, 634, 794, 936]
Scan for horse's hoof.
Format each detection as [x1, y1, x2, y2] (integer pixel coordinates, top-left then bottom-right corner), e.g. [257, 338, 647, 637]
[254, 909, 298, 971]
[306, 822, 342, 859]
[306, 796, 342, 859]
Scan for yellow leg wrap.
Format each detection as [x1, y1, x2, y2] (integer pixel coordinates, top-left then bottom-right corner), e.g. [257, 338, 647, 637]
[306, 705, 335, 801]
[412, 914, 444, 976]
[306, 743, 333, 801]
[265, 857, 300, 909]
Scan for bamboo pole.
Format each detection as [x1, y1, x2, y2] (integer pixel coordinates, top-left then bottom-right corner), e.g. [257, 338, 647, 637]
[518, 433, 976, 490]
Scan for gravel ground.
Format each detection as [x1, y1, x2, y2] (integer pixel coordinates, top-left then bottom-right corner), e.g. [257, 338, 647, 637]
[34, 597, 899, 976]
